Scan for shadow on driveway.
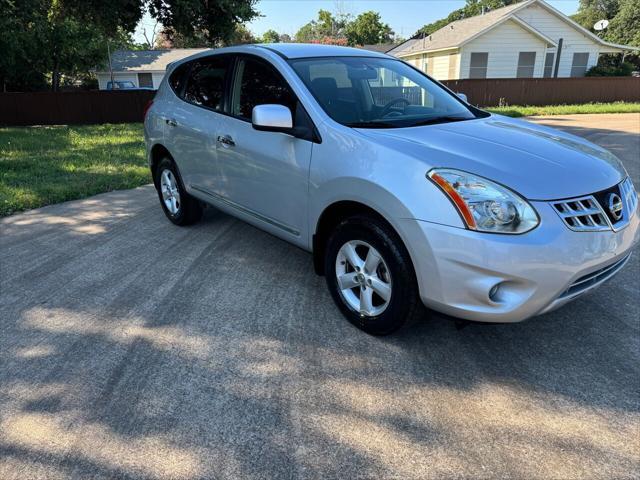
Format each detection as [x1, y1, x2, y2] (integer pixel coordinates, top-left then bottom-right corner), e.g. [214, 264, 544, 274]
[0, 117, 638, 479]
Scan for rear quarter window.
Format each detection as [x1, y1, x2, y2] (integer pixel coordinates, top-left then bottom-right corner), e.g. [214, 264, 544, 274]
[169, 62, 190, 97]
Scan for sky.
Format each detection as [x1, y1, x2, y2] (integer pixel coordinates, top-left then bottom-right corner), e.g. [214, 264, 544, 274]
[134, 0, 580, 44]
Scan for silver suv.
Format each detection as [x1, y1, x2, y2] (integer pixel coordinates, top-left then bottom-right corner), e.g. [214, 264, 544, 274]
[144, 44, 638, 335]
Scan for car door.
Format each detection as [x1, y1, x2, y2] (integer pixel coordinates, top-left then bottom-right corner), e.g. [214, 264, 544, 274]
[162, 55, 232, 195]
[214, 55, 314, 244]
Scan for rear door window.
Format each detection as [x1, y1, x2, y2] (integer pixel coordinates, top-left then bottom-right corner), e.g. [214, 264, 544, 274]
[183, 56, 231, 111]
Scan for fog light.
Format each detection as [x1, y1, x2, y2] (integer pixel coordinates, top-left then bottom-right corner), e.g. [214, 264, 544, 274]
[489, 283, 501, 301]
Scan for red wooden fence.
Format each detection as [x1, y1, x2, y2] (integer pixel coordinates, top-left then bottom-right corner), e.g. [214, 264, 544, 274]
[0, 77, 638, 126]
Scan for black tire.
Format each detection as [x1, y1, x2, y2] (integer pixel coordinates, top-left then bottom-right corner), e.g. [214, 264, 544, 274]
[324, 214, 424, 335]
[154, 157, 202, 226]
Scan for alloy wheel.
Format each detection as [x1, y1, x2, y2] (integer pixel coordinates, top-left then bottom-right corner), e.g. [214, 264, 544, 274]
[335, 240, 392, 317]
[160, 169, 181, 215]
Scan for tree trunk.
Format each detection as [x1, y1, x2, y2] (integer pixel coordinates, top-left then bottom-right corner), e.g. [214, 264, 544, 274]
[52, 63, 60, 92]
[51, 48, 60, 92]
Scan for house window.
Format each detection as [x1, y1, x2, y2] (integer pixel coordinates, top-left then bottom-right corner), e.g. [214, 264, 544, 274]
[516, 52, 536, 78]
[138, 73, 153, 88]
[570, 53, 590, 77]
[422, 54, 428, 72]
[543, 52, 555, 78]
[469, 52, 488, 79]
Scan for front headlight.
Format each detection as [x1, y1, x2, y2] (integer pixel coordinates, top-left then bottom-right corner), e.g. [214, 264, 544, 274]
[427, 168, 539, 234]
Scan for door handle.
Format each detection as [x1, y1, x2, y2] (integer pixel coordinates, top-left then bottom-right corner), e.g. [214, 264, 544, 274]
[217, 135, 236, 147]
[166, 118, 178, 127]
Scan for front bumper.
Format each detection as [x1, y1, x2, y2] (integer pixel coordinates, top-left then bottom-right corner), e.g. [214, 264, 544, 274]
[402, 201, 640, 323]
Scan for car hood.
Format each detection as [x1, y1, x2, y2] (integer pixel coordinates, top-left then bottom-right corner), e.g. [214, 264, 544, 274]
[356, 115, 626, 200]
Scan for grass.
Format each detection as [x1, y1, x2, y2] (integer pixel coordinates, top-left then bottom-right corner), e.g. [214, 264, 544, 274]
[1, 101, 639, 216]
[487, 101, 640, 117]
[0, 123, 149, 217]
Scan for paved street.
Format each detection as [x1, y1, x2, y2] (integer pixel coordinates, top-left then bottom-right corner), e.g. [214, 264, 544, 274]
[1, 114, 639, 479]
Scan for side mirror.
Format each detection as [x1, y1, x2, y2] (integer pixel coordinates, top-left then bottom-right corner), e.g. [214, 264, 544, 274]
[456, 92, 468, 103]
[252, 104, 293, 133]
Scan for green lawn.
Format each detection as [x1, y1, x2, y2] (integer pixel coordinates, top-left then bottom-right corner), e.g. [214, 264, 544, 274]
[487, 102, 640, 117]
[0, 123, 149, 216]
[1, 102, 639, 216]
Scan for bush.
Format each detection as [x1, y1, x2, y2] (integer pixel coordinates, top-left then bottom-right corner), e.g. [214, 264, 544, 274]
[586, 62, 635, 76]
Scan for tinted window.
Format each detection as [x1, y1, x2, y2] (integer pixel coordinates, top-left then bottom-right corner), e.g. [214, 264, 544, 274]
[169, 63, 190, 97]
[469, 52, 488, 79]
[184, 56, 230, 110]
[231, 57, 297, 120]
[516, 52, 536, 78]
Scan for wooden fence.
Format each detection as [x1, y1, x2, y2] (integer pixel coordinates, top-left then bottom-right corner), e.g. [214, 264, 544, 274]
[0, 90, 155, 127]
[441, 77, 639, 107]
[0, 77, 638, 126]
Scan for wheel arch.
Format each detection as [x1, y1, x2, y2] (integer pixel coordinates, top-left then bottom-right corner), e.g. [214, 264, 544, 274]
[312, 199, 411, 276]
[149, 143, 173, 188]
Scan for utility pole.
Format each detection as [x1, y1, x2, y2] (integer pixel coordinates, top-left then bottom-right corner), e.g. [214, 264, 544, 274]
[107, 42, 115, 89]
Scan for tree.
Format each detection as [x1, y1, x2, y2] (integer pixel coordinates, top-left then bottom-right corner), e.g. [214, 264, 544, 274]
[149, 0, 259, 45]
[225, 23, 259, 45]
[571, 0, 621, 31]
[0, 0, 127, 91]
[416, 0, 521, 36]
[605, 0, 640, 47]
[0, 0, 47, 91]
[571, 0, 639, 71]
[261, 29, 281, 43]
[0, 0, 260, 91]
[345, 11, 393, 45]
[294, 9, 351, 42]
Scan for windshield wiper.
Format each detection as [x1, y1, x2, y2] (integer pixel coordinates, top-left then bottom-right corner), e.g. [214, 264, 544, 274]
[409, 116, 471, 127]
[344, 121, 398, 129]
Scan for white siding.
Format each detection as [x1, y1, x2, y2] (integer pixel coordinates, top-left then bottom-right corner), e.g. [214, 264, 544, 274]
[460, 19, 547, 78]
[401, 51, 459, 80]
[152, 73, 165, 89]
[96, 71, 164, 90]
[430, 54, 450, 80]
[448, 52, 461, 79]
[515, 4, 601, 76]
[403, 54, 421, 69]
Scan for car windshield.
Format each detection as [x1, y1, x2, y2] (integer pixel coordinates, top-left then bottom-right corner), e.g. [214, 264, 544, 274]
[289, 56, 483, 128]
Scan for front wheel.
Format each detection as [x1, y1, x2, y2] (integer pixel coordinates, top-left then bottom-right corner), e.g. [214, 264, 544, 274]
[154, 157, 202, 226]
[324, 215, 423, 335]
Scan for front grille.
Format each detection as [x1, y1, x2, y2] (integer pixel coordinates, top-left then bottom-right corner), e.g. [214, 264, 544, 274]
[551, 177, 637, 232]
[552, 196, 610, 232]
[559, 253, 631, 299]
[621, 177, 638, 217]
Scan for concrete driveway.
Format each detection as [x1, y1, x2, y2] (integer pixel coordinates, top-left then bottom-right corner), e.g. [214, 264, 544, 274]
[1, 114, 638, 479]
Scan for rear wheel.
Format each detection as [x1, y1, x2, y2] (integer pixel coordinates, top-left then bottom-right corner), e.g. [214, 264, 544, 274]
[324, 214, 423, 335]
[154, 157, 202, 226]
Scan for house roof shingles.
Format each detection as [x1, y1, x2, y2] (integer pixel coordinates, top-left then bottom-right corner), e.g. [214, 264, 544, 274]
[101, 49, 209, 72]
[389, 0, 638, 57]
[390, 2, 526, 56]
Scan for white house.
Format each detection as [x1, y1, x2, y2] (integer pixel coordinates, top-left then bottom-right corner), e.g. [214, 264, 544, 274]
[95, 49, 208, 90]
[387, 0, 638, 80]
